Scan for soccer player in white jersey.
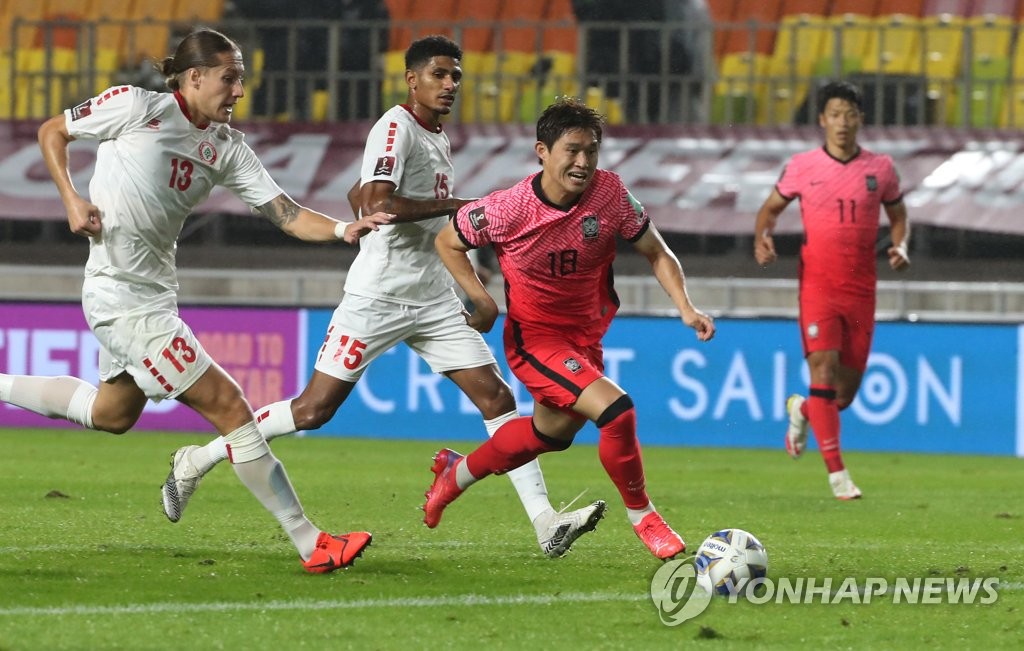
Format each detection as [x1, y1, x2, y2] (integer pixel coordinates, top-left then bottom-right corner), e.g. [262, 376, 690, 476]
[0, 29, 392, 573]
[168, 35, 607, 558]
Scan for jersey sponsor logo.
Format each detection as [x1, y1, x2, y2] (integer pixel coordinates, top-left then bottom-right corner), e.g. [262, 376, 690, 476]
[866, 175, 878, 191]
[71, 99, 92, 121]
[563, 357, 583, 374]
[582, 215, 599, 240]
[374, 155, 395, 176]
[468, 206, 488, 230]
[198, 140, 217, 164]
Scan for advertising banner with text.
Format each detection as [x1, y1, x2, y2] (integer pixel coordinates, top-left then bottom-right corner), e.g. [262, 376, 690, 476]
[3, 120, 1024, 235]
[0, 302, 303, 432]
[2, 302, 1020, 457]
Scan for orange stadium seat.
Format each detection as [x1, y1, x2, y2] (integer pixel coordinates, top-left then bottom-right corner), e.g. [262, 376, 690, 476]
[707, 0, 737, 59]
[127, 0, 175, 64]
[780, 0, 832, 17]
[173, 0, 225, 24]
[87, 0, 134, 94]
[829, 0, 880, 16]
[875, 0, 925, 16]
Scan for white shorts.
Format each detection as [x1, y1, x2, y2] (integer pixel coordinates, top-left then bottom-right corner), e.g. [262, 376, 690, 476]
[82, 277, 212, 401]
[314, 292, 497, 382]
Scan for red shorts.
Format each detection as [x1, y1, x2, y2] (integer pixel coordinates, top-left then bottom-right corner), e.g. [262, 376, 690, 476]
[503, 320, 604, 411]
[798, 292, 875, 372]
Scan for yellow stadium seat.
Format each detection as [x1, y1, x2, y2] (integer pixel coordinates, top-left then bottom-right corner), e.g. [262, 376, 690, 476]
[712, 51, 769, 124]
[921, 14, 965, 124]
[862, 14, 922, 74]
[128, 0, 175, 64]
[761, 14, 828, 124]
[381, 50, 407, 110]
[959, 14, 1012, 127]
[458, 51, 498, 122]
[816, 13, 876, 76]
[1000, 20, 1024, 127]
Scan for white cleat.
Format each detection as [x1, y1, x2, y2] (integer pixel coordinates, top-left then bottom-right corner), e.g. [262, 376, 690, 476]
[537, 499, 607, 558]
[161, 445, 204, 522]
[785, 394, 809, 459]
[829, 469, 863, 500]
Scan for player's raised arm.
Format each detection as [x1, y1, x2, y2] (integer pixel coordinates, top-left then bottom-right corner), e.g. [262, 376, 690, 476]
[632, 223, 715, 342]
[436, 220, 499, 333]
[256, 192, 393, 244]
[753, 188, 792, 266]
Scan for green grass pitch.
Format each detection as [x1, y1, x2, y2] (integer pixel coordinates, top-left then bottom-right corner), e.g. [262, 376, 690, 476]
[0, 428, 1020, 650]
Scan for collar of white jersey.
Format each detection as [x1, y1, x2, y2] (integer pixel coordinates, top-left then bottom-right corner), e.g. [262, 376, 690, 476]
[399, 104, 442, 134]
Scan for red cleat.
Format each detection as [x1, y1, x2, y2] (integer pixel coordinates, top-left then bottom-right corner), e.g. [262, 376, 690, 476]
[422, 448, 465, 528]
[633, 512, 686, 560]
[302, 531, 372, 574]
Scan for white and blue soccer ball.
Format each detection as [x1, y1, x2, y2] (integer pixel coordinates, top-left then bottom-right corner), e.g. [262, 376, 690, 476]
[694, 528, 768, 596]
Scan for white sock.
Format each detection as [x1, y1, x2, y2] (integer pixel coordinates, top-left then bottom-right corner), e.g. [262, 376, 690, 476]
[1, 374, 96, 429]
[191, 399, 298, 474]
[626, 501, 656, 527]
[254, 399, 297, 441]
[484, 410, 553, 526]
[226, 422, 320, 559]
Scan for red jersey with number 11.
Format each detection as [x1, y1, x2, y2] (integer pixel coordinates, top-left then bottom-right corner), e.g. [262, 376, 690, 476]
[453, 170, 649, 345]
[776, 146, 902, 298]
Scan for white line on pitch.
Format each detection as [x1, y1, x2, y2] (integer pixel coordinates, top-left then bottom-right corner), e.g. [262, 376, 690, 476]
[0, 592, 648, 618]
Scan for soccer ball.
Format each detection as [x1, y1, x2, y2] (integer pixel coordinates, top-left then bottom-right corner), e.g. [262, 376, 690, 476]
[694, 528, 768, 596]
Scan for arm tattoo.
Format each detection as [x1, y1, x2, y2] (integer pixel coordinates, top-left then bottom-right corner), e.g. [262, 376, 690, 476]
[257, 194, 300, 228]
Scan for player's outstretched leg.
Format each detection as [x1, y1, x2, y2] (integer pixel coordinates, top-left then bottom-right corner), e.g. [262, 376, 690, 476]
[536, 499, 607, 558]
[784, 394, 809, 459]
[302, 531, 373, 574]
[422, 448, 467, 528]
[632, 510, 686, 560]
[161, 445, 205, 522]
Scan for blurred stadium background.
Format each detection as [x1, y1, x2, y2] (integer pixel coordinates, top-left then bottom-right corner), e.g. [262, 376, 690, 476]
[0, 0, 1022, 320]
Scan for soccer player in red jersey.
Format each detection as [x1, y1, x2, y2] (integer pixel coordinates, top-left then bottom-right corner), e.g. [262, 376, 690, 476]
[426, 97, 716, 560]
[753, 81, 911, 500]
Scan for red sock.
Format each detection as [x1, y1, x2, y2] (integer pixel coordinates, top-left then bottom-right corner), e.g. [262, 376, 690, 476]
[597, 397, 650, 510]
[465, 416, 568, 478]
[806, 384, 844, 473]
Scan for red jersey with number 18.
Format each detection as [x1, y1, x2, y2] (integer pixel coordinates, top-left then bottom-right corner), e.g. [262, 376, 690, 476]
[453, 170, 649, 345]
[776, 146, 902, 298]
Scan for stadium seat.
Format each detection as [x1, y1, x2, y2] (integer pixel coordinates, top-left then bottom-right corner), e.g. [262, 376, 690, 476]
[761, 14, 829, 124]
[126, 0, 175, 66]
[922, 0, 970, 16]
[921, 14, 966, 123]
[829, 0, 881, 16]
[172, 0, 225, 24]
[780, 0, 830, 17]
[1000, 15, 1024, 126]
[713, 0, 781, 124]
[815, 12, 876, 76]
[87, 0, 133, 95]
[452, 0, 500, 122]
[875, 0, 925, 16]
[707, 0, 737, 60]
[957, 14, 1013, 126]
[862, 13, 923, 74]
